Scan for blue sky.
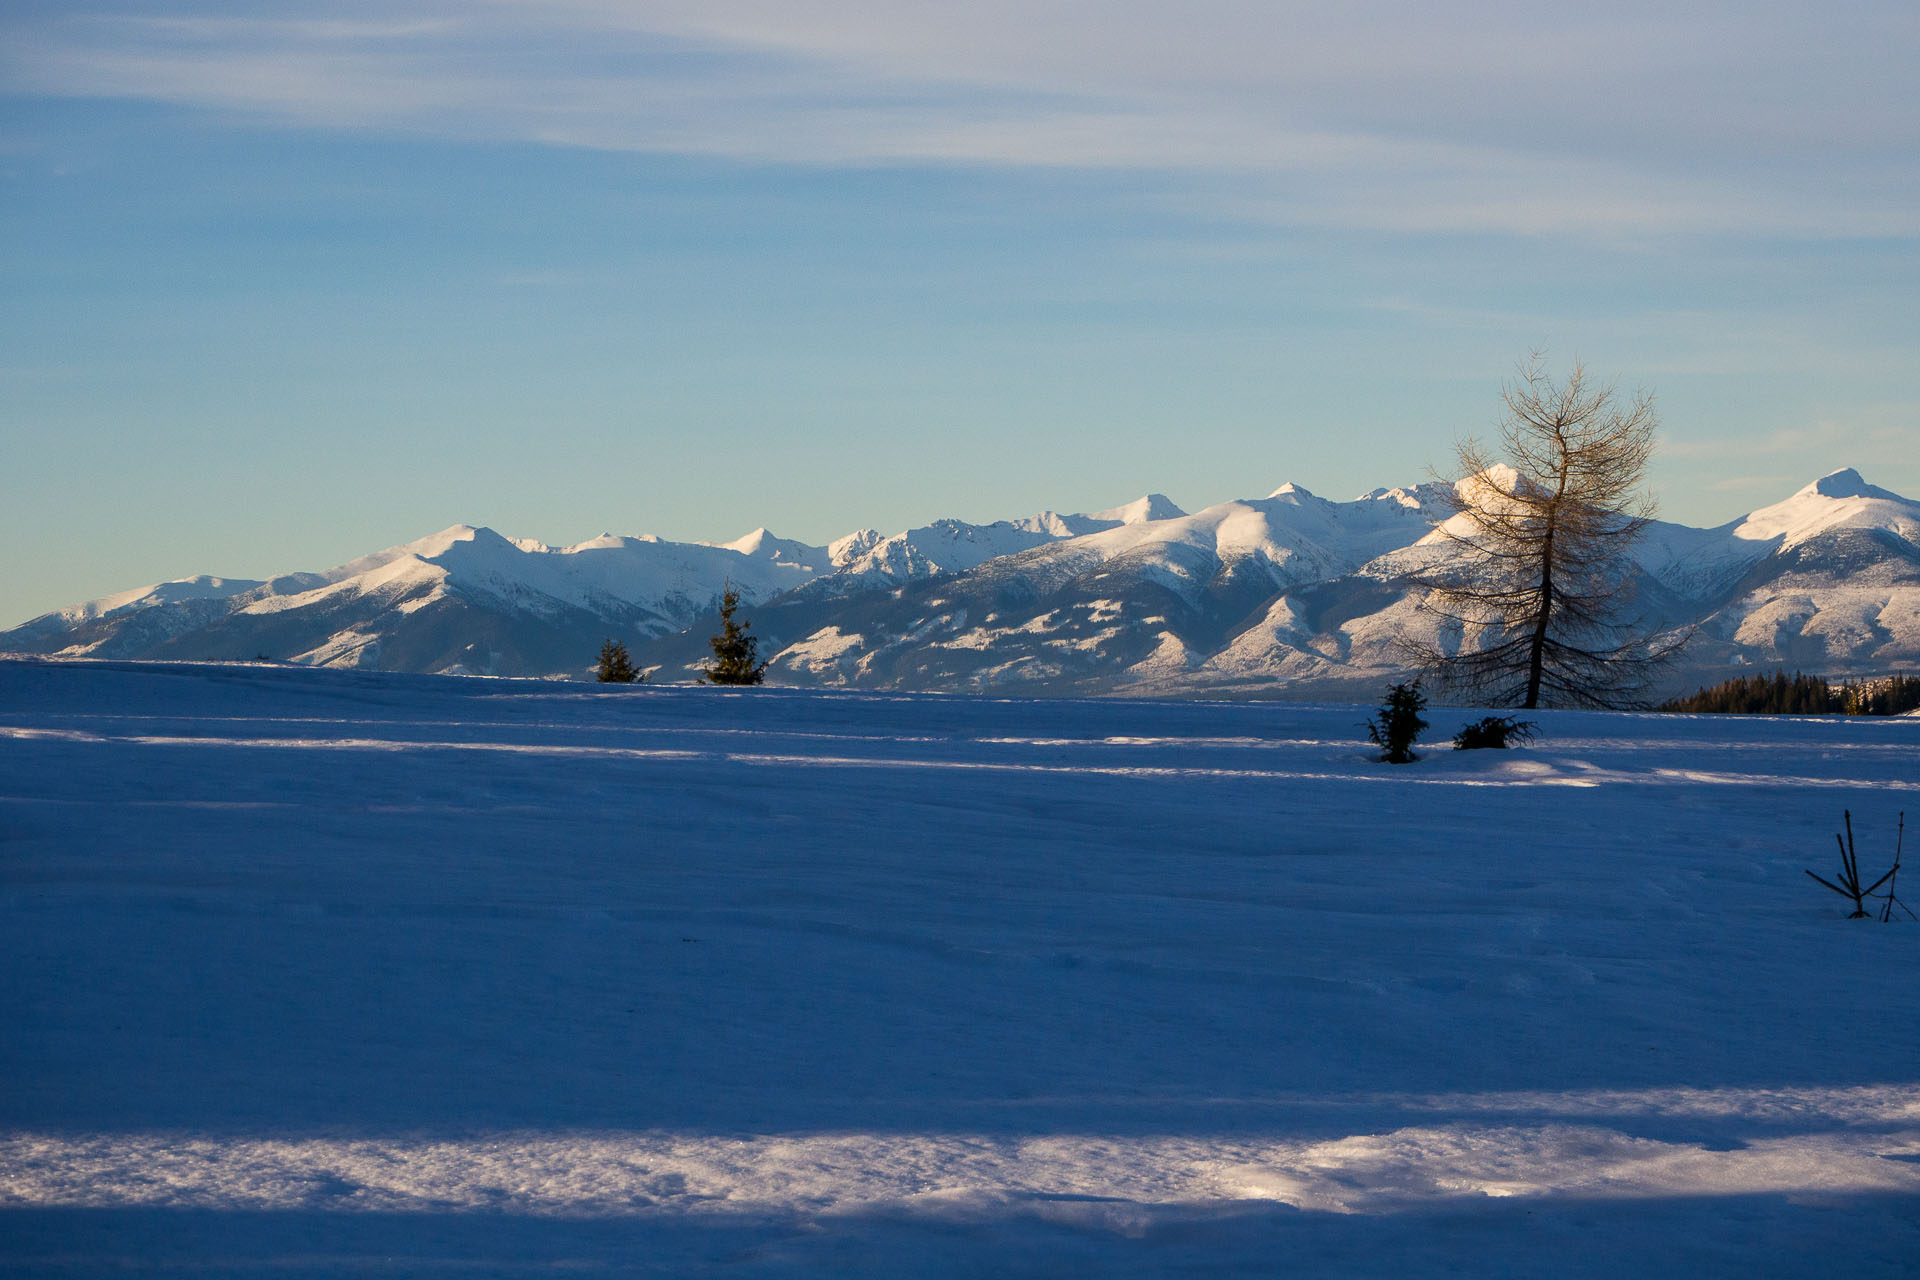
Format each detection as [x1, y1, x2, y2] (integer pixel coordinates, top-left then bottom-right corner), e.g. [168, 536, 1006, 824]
[3, 1, 1917, 624]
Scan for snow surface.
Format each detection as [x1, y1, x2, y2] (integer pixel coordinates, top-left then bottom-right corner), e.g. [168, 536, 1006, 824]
[1087, 492, 1186, 526]
[806, 496, 1192, 597]
[42, 575, 266, 626]
[1628, 467, 1920, 592]
[1078, 484, 1445, 591]
[1735, 469, 1920, 549]
[26, 523, 846, 660]
[2, 660, 1917, 1276]
[1399, 465, 1920, 588]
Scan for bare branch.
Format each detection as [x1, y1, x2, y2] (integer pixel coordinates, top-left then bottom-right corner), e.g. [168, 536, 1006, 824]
[1409, 354, 1684, 709]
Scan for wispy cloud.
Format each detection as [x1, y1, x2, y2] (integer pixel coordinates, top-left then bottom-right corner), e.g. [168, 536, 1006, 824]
[1666, 406, 1920, 462]
[5, 1, 1917, 238]
[1704, 473, 1795, 493]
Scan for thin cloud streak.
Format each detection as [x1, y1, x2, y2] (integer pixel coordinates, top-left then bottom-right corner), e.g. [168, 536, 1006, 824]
[5, 2, 1917, 238]
[1665, 410, 1920, 461]
[1706, 474, 1794, 493]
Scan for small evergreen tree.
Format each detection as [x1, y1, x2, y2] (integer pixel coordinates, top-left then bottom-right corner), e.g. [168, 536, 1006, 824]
[1365, 680, 1428, 763]
[703, 583, 767, 686]
[595, 638, 643, 684]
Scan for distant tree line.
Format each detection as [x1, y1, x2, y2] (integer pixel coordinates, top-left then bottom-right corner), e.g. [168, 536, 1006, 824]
[1659, 671, 1920, 716]
[1843, 675, 1920, 716]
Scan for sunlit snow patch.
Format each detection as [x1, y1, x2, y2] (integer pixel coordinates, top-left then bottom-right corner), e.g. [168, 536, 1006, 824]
[5, 1100, 1917, 1222]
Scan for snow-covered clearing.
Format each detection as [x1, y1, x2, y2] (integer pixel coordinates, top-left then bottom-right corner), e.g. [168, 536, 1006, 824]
[1, 659, 1916, 1276]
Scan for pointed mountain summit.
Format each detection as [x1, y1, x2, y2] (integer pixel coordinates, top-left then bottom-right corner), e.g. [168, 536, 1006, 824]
[1090, 494, 1186, 524]
[706, 528, 830, 566]
[1803, 467, 1906, 502]
[1731, 467, 1920, 550]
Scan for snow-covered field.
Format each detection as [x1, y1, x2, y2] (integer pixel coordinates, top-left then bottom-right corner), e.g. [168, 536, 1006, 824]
[2, 659, 1916, 1276]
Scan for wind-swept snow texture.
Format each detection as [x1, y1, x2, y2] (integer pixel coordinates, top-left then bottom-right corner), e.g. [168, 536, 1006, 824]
[1, 659, 1916, 1276]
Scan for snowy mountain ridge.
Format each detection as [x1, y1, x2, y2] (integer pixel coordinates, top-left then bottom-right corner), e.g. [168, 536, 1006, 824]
[5, 470, 1917, 694]
[1728, 467, 1920, 549]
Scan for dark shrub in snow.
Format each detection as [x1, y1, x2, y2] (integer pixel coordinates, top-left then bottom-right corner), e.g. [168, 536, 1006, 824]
[1365, 680, 1428, 764]
[1453, 716, 1538, 750]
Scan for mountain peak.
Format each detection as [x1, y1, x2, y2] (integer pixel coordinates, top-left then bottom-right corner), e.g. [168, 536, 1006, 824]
[1267, 482, 1317, 501]
[566, 533, 642, 552]
[710, 528, 827, 565]
[407, 524, 483, 553]
[315, 524, 499, 584]
[1796, 468, 1904, 503]
[1090, 493, 1185, 525]
[828, 528, 883, 567]
[1734, 468, 1917, 548]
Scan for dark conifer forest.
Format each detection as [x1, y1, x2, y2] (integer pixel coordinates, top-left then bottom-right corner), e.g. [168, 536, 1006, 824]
[1659, 671, 1920, 716]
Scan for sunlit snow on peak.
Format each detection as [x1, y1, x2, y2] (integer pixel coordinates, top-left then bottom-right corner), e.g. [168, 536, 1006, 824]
[1734, 467, 1920, 548]
[50, 575, 263, 626]
[1088, 493, 1186, 525]
[1801, 467, 1905, 503]
[705, 528, 828, 565]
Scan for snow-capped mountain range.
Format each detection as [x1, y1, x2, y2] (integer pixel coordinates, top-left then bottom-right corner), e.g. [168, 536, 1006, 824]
[6, 469, 1917, 696]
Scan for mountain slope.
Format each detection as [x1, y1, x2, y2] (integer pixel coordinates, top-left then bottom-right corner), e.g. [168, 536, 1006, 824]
[755, 483, 1455, 693]
[6, 471, 1916, 693]
[743, 469, 1920, 697]
[1185, 469, 1920, 694]
[3, 499, 1186, 679]
[5, 524, 839, 677]
[793, 494, 1187, 602]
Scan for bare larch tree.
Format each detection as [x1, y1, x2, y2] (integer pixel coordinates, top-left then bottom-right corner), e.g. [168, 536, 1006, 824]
[1411, 355, 1680, 709]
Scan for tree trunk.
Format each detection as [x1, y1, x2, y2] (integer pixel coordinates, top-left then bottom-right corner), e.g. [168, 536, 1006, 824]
[1522, 514, 1557, 709]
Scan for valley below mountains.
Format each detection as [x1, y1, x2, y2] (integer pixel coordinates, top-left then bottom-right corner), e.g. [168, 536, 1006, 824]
[7, 469, 1918, 699]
